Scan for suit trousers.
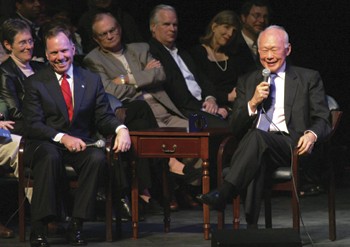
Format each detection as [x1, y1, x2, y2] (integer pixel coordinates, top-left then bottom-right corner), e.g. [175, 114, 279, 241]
[224, 129, 293, 225]
[25, 140, 106, 222]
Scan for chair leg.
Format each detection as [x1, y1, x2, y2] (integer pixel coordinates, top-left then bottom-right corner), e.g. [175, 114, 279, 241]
[18, 181, 26, 242]
[328, 165, 336, 241]
[291, 187, 300, 232]
[217, 211, 224, 230]
[233, 196, 240, 229]
[264, 190, 272, 228]
[162, 162, 170, 233]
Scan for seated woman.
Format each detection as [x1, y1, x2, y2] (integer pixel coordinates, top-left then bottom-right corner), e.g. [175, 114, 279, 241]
[190, 10, 244, 111]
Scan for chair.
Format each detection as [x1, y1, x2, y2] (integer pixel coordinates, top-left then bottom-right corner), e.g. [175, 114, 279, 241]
[17, 136, 115, 242]
[217, 97, 342, 241]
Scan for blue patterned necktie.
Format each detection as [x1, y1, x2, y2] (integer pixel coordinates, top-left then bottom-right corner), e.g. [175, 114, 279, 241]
[257, 74, 277, 131]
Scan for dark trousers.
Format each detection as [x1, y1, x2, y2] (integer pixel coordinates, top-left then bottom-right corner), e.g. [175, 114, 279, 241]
[25, 141, 106, 223]
[224, 129, 293, 225]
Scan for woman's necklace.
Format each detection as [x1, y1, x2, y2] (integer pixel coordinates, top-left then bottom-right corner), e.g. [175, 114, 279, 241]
[208, 47, 227, 72]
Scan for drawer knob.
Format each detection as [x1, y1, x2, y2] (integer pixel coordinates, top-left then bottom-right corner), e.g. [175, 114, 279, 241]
[161, 144, 177, 153]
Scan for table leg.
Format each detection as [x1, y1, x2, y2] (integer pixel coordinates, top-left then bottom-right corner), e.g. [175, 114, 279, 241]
[131, 158, 139, 239]
[202, 159, 210, 240]
[162, 162, 171, 232]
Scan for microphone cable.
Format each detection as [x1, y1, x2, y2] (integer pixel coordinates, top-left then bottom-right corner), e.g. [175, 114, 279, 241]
[261, 106, 315, 246]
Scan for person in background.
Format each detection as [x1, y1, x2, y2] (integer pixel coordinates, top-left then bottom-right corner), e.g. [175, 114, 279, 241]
[8, 0, 46, 61]
[0, 97, 18, 239]
[0, 18, 44, 136]
[148, 4, 229, 126]
[190, 10, 243, 110]
[226, 0, 271, 75]
[22, 22, 130, 247]
[77, 0, 144, 54]
[84, 12, 201, 211]
[197, 25, 331, 229]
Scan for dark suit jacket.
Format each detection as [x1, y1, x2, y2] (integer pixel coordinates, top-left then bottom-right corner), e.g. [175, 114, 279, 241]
[0, 57, 44, 134]
[22, 65, 121, 142]
[148, 38, 217, 115]
[230, 64, 331, 144]
[225, 31, 262, 76]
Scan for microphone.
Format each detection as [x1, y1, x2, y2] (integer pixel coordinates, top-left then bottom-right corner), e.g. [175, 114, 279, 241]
[86, 139, 106, 148]
[262, 68, 271, 83]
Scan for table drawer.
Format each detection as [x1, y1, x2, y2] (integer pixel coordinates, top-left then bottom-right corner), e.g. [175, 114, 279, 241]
[137, 137, 201, 157]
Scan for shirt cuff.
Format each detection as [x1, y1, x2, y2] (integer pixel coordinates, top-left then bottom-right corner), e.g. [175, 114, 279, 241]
[304, 130, 318, 142]
[53, 133, 65, 143]
[205, 96, 216, 102]
[116, 124, 128, 134]
[248, 102, 257, 116]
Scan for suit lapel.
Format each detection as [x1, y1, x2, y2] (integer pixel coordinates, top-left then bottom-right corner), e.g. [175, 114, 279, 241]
[284, 66, 298, 124]
[72, 67, 86, 122]
[43, 68, 70, 120]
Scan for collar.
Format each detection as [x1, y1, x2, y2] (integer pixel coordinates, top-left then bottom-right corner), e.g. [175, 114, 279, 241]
[241, 31, 255, 49]
[10, 54, 32, 70]
[54, 65, 73, 81]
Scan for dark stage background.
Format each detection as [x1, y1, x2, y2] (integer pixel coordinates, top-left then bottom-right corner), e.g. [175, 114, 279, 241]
[1, 0, 349, 172]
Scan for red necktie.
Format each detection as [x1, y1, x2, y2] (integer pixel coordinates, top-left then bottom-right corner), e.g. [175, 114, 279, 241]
[61, 74, 73, 121]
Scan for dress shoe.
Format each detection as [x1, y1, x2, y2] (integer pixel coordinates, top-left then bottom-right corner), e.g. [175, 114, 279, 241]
[0, 223, 14, 238]
[66, 218, 87, 246]
[140, 198, 163, 215]
[196, 190, 226, 211]
[120, 198, 132, 222]
[30, 231, 49, 247]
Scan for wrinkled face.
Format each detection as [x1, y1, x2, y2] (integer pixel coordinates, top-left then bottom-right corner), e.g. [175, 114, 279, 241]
[93, 14, 122, 52]
[151, 9, 178, 48]
[258, 29, 291, 73]
[45, 32, 75, 75]
[4, 30, 33, 63]
[16, 0, 41, 21]
[212, 23, 236, 47]
[241, 5, 269, 36]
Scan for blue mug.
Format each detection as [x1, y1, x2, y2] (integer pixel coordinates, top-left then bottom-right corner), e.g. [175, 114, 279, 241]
[188, 113, 208, 132]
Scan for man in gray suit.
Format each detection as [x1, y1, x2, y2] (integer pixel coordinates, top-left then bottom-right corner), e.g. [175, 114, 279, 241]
[84, 12, 187, 129]
[83, 12, 201, 210]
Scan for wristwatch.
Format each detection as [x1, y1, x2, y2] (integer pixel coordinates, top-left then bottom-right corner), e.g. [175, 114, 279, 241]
[120, 74, 125, 84]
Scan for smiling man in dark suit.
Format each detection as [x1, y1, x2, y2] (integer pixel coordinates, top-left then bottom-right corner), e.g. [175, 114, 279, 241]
[197, 25, 331, 228]
[22, 22, 131, 247]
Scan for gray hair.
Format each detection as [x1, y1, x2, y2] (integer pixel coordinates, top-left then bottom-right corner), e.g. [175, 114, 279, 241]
[258, 25, 289, 48]
[149, 4, 176, 31]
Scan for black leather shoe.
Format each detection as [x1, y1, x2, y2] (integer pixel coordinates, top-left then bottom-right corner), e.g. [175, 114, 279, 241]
[66, 219, 87, 246]
[196, 190, 226, 211]
[30, 232, 50, 247]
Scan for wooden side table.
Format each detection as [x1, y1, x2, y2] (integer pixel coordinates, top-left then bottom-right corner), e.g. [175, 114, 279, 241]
[129, 127, 229, 240]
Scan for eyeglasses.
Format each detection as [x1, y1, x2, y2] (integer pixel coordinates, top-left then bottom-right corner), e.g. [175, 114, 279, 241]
[96, 26, 120, 39]
[249, 13, 269, 21]
[16, 39, 34, 48]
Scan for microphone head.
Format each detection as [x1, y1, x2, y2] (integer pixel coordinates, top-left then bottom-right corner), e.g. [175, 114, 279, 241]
[95, 139, 106, 148]
[262, 68, 271, 77]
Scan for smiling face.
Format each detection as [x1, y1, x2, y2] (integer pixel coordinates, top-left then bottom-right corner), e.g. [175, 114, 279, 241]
[151, 9, 178, 48]
[212, 23, 236, 48]
[258, 27, 291, 73]
[4, 30, 33, 63]
[45, 32, 75, 75]
[241, 5, 269, 39]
